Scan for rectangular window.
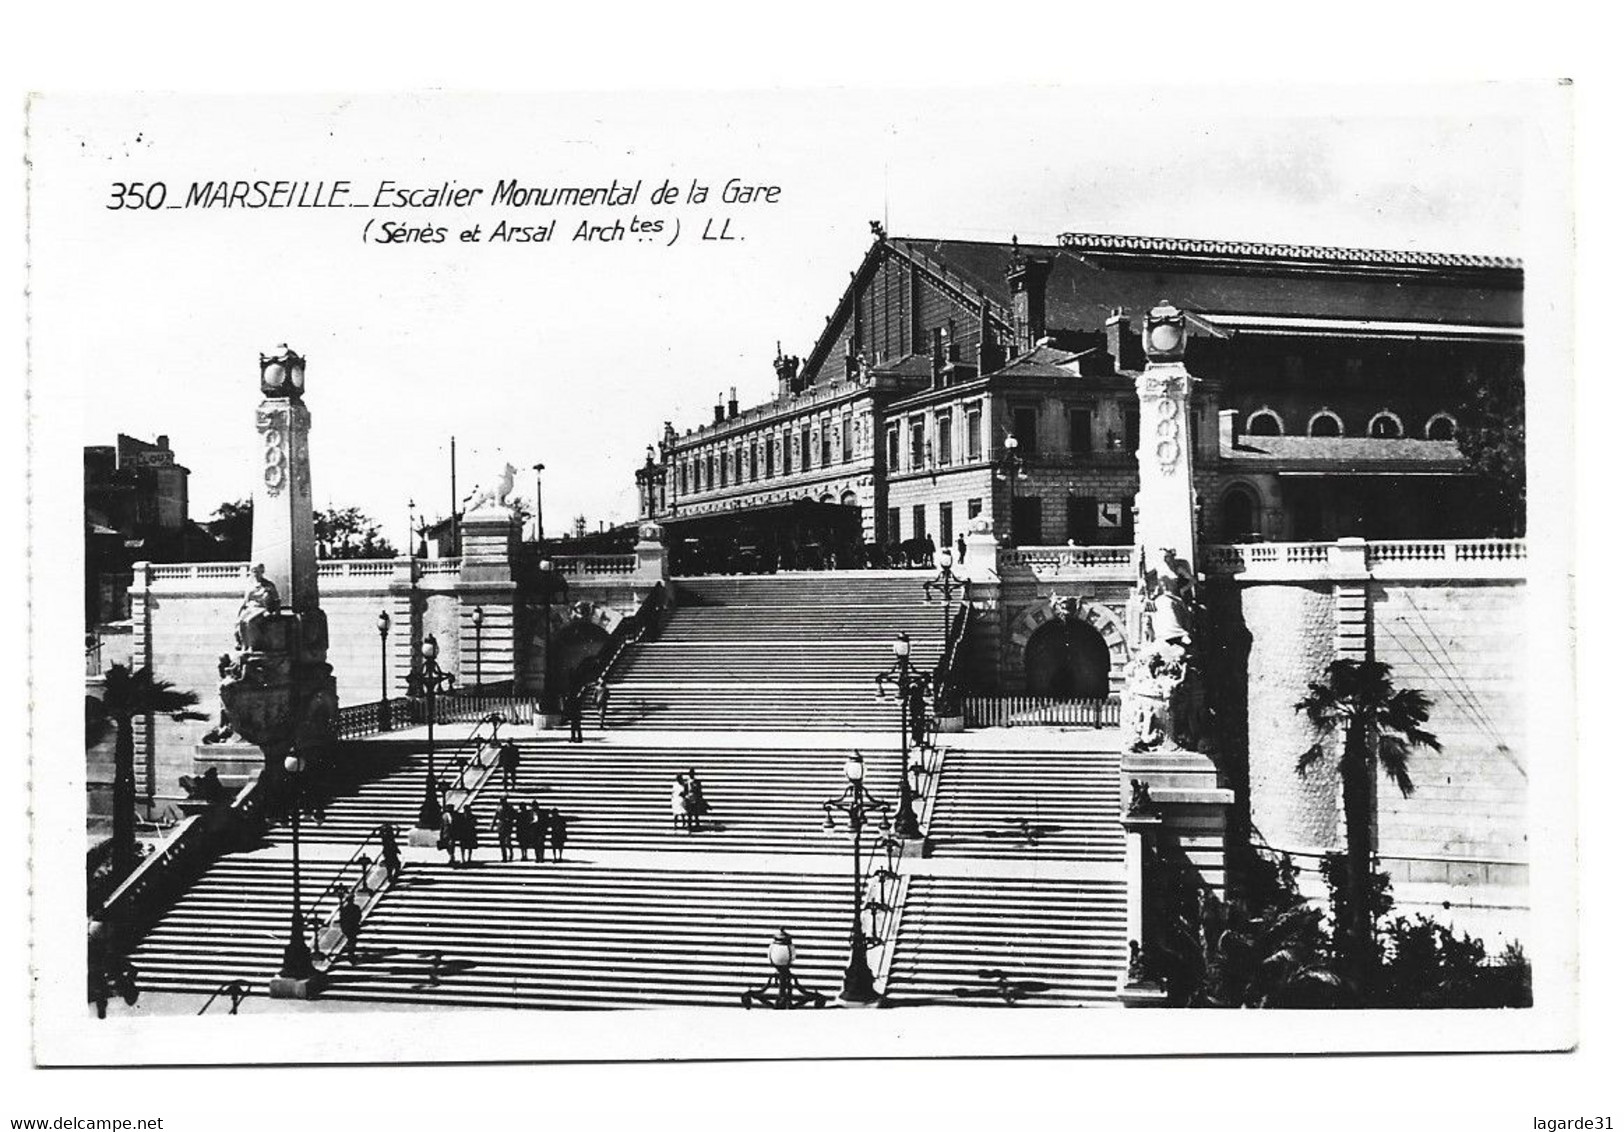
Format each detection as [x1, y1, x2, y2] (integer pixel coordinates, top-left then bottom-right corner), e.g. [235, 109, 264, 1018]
[842, 415, 854, 463]
[967, 407, 983, 461]
[1069, 408, 1093, 455]
[937, 413, 952, 466]
[910, 417, 926, 468]
[886, 426, 900, 472]
[1012, 405, 1039, 453]
[1067, 494, 1097, 543]
[1123, 402, 1139, 454]
[734, 449, 743, 483]
[707, 457, 715, 491]
[911, 504, 927, 542]
[801, 425, 811, 472]
[821, 425, 831, 467]
[939, 502, 953, 549]
[765, 440, 774, 478]
[967, 497, 982, 519]
[887, 507, 901, 545]
[720, 453, 729, 487]
[678, 464, 687, 495]
[750, 444, 759, 481]
[1012, 496, 1043, 545]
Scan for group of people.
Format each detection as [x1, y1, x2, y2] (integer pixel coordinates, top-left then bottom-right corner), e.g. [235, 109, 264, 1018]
[488, 797, 568, 863]
[558, 678, 610, 743]
[670, 770, 710, 833]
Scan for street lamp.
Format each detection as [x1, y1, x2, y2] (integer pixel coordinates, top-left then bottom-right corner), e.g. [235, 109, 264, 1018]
[279, 751, 315, 981]
[471, 605, 484, 688]
[377, 610, 392, 731]
[874, 633, 924, 840]
[740, 929, 828, 1010]
[821, 750, 891, 1005]
[993, 433, 1029, 543]
[532, 462, 546, 543]
[415, 633, 456, 832]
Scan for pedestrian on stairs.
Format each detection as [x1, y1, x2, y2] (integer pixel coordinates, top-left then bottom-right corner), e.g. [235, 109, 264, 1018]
[516, 802, 537, 862]
[498, 738, 521, 792]
[454, 805, 479, 865]
[380, 822, 402, 881]
[492, 796, 518, 862]
[671, 774, 688, 832]
[439, 807, 457, 866]
[565, 684, 585, 743]
[548, 808, 567, 862]
[534, 806, 553, 862]
[684, 769, 710, 833]
[338, 892, 363, 965]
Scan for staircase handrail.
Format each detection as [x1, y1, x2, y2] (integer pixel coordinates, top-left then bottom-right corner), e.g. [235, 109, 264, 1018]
[931, 600, 972, 715]
[195, 978, 251, 1015]
[93, 775, 264, 951]
[305, 822, 396, 972]
[595, 581, 668, 685]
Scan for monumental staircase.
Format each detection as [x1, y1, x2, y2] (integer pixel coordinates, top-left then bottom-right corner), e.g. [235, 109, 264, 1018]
[605, 572, 951, 731]
[111, 574, 1135, 1013]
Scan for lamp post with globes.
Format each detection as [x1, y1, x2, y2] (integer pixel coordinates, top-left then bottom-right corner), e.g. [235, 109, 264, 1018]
[471, 605, 484, 688]
[821, 751, 891, 1004]
[532, 462, 546, 543]
[278, 749, 315, 982]
[874, 633, 925, 840]
[740, 929, 827, 1009]
[993, 433, 1029, 543]
[377, 610, 392, 731]
[414, 633, 456, 833]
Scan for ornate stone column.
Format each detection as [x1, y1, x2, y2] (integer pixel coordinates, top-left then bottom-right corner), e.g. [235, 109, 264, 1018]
[1117, 304, 1234, 1003]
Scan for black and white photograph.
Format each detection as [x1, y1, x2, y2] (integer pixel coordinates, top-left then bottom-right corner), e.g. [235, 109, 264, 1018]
[13, 18, 1606, 1127]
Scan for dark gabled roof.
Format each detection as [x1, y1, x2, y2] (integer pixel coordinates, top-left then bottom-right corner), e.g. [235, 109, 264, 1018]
[886, 234, 1522, 335]
[993, 343, 1088, 380]
[1224, 434, 1468, 472]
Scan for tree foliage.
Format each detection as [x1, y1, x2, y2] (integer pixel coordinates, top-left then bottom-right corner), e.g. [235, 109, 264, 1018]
[1296, 659, 1440, 991]
[1451, 357, 1526, 536]
[207, 499, 396, 559]
[86, 664, 206, 882]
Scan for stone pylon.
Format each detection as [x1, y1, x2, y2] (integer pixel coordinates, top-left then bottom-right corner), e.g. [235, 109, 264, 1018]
[218, 346, 339, 779]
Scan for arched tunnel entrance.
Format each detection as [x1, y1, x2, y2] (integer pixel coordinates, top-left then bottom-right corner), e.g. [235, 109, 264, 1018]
[1023, 618, 1111, 699]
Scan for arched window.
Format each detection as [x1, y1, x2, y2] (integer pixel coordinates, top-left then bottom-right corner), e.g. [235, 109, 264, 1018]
[1307, 409, 1344, 437]
[1219, 485, 1260, 542]
[1244, 407, 1284, 437]
[1367, 410, 1404, 439]
[1425, 412, 1458, 441]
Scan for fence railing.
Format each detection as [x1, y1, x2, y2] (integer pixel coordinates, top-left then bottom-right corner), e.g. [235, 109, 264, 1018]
[338, 682, 534, 740]
[964, 696, 1120, 728]
[553, 554, 639, 577]
[1203, 538, 1526, 577]
[998, 546, 1136, 572]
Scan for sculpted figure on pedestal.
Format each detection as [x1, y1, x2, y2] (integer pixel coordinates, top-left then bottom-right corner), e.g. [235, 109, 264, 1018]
[234, 564, 281, 650]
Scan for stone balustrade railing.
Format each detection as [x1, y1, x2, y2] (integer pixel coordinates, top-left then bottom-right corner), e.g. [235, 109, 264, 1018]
[552, 554, 638, 578]
[997, 545, 1137, 573]
[1202, 538, 1527, 580]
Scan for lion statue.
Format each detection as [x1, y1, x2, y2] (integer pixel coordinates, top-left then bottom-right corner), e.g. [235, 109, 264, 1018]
[461, 462, 518, 514]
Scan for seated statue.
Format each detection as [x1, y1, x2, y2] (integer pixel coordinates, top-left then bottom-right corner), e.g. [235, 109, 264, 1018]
[234, 564, 281, 650]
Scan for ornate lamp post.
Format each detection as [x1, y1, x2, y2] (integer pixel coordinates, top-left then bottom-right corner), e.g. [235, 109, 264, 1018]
[740, 929, 828, 1010]
[471, 605, 484, 688]
[874, 633, 924, 840]
[415, 633, 456, 832]
[377, 610, 392, 731]
[279, 750, 315, 981]
[993, 433, 1028, 543]
[821, 751, 891, 1004]
[923, 547, 968, 639]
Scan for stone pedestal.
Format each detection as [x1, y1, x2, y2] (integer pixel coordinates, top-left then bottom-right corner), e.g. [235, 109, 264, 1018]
[633, 521, 669, 583]
[268, 973, 327, 1000]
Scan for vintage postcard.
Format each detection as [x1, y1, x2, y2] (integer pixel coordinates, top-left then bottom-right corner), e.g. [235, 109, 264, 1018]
[25, 83, 1577, 1077]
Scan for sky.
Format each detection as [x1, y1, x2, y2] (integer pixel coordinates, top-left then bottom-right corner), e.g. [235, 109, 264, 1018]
[33, 87, 1544, 547]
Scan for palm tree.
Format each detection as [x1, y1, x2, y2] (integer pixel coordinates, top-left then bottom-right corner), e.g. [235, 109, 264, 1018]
[87, 664, 205, 882]
[1296, 659, 1440, 991]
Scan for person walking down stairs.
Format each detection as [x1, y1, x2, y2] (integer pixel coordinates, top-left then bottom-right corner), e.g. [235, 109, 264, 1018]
[380, 822, 402, 881]
[492, 797, 518, 863]
[338, 892, 363, 965]
[516, 803, 537, 862]
[671, 774, 688, 833]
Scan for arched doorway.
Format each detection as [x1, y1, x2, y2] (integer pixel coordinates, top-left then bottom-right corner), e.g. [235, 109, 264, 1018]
[1024, 619, 1111, 699]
